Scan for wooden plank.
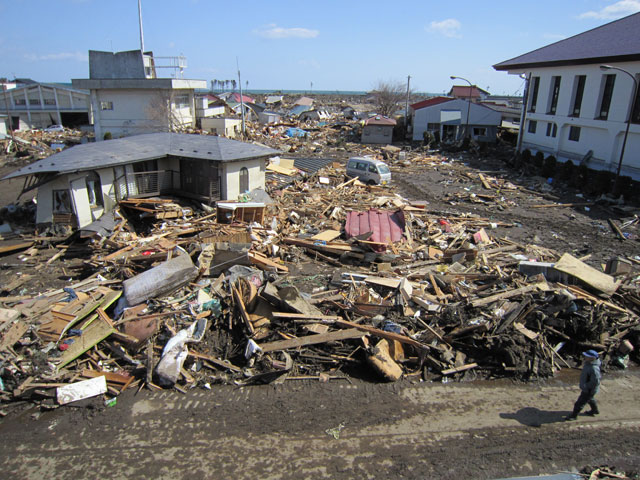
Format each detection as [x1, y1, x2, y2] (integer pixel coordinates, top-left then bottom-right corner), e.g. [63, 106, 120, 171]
[553, 253, 619, 296]
[232, 283, 255, 335]
[0, 320, 28, 351]
[187, 350, 242, 372]
[57, 315, 115, 369]
[271, 312, 342, 321]
[471, 284, 539, 308]
[0, 242, 33, 255]
[248, 251, 289, 273]
[335, 319, 430, 352]
[311, 230, 342, 242]
[260, 328, 364, 353]
[441, 362, 478, 375]
[607, 219, 626, 241]
[81, 369, 133, 385]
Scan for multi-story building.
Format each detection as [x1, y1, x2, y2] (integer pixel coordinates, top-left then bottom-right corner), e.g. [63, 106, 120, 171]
[72, 50, 207, 141]
[494, 12, 640, 180]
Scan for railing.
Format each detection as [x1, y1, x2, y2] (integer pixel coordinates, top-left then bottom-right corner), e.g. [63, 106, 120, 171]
[117, 169, 222, 204]
[122, 170, 177, 199]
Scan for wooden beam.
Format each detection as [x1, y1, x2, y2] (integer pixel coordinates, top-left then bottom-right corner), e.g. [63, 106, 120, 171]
[471, 284, 539, 307]
[260, 328, 364, 353]
[335, 319, 430, 352]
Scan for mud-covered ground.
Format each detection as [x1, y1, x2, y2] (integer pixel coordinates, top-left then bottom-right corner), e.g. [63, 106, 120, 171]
[1, 146, 640, 479]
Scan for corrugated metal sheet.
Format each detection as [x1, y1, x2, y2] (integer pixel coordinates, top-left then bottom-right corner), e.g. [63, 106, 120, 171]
[345, 209, 405, 252]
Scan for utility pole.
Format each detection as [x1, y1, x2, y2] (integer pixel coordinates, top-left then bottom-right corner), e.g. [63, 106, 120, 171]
[237, 57, 246, 137]
[405, 75, 411, 141]
[138, 0, 145, 55]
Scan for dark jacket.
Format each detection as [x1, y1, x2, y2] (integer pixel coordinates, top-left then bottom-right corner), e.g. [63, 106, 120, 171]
[579, 358, 601, 394]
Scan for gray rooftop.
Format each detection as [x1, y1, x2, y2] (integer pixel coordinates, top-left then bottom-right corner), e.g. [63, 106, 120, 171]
[494, 12, 640, 70]
[2, 133, 280, 180]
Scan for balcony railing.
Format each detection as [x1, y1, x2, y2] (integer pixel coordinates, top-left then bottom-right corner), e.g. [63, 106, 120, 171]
[115, 169, 221, 204]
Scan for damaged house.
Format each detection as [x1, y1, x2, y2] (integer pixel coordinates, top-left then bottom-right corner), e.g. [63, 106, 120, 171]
[2, 133, 278, 228]
[410, 97, 502, 143]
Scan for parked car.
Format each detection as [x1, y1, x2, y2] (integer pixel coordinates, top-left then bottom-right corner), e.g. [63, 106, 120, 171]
[44, 124, 64, 133]
[346, 157, 391, 185]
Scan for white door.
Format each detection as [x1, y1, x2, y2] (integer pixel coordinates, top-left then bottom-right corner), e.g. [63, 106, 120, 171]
[70, 177, 93, 227]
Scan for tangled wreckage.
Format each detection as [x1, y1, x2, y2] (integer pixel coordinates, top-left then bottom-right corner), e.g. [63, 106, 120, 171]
[0, 149, 638, 410]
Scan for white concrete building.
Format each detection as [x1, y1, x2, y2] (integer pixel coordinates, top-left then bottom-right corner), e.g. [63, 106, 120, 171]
[0, 81, 90, 130]
[494, 12, 640, 180]
[200, 117, 242, 137]
[411, 97, 502, 143]
[72, 50, 207, 141]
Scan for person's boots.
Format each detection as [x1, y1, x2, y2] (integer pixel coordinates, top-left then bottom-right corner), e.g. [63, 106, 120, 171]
[566, 407, 579, 421]
[586, 408, 599, 416]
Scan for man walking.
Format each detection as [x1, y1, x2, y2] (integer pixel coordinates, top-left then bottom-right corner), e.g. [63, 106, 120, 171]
[566, 350, 601, 420]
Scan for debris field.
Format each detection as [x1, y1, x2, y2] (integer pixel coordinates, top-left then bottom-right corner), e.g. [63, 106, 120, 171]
[1, 147, 638, 411]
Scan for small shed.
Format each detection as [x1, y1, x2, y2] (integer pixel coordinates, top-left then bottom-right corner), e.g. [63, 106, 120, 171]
[361, 116, 396, 144]
[258, 110, 282, 125]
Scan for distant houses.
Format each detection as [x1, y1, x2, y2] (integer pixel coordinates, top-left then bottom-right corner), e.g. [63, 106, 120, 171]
[494, 11, 640, 180]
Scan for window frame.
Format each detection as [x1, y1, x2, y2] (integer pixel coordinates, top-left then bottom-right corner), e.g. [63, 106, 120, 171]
[527, 120, 537, 134]
[570, 75, 586, 117]
[100, 101, 114, 111]
[597, 74, 616, 120]
[568, 126, 581, 142]
[529, 76, 540, 113]
[547, 76, 561, 115]
[631, 75, 640, 124]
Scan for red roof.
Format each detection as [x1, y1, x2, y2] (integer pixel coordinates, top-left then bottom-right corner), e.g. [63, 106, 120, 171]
[230, 92, 255, 104]
[448, 85, 489, 98]
[345, 209, 405, 253]
[410, 96, 453, 111]
[364, 115, 396, 126]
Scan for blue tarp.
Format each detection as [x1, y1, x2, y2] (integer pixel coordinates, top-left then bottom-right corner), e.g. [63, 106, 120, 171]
[285, 127, 307, 138]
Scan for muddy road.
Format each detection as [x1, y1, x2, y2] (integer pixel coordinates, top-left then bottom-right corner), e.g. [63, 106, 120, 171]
[1, 369, 639, 479]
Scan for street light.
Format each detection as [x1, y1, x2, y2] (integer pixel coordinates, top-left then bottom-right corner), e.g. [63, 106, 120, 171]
[600, 65, 639, 195]
[450, 75, 473, 139]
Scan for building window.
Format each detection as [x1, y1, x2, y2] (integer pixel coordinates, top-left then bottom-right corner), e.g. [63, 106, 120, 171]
[597, 74, 616, 120]
[548, 76, 561, 114]
[173, 94, 190, 109]
[529, 76, 540, 112]
[239, 167, 249, 194]
[29, 98, 41, 106]
[527, 120, 537, 134]
[53, 190, 71, 214]
[568, 126, 581, 142]
[631, 76, 640, 124]
[44, 98, 56, 106]
[100, 101, 113, 111]
[473, 127, 487, 136]
[545, 122, 557, 138]
[85, 171, 103, 207]
[14, 98, 26, 106]
[427, 123, 439, 130]
[570, 75, 586, 117]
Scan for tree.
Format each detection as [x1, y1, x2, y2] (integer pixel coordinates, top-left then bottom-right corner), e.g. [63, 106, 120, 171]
[370, 80, 409, 117]
[145, 90, 188, 133]
[231, 79, 237, 92]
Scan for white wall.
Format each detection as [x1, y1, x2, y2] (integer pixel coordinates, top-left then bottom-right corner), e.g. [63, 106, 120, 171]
[516, 61, 640, 179]
[201, 118, 242, 137]
[412, 99, 502, 141]
[221, 158, 265, 201]
[92, 88, 196, 140]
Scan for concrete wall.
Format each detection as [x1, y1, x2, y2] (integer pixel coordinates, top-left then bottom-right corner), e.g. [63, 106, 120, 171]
[221, 158, 266, 201]
[92, 88, 196, 140]
[89, 50, 146, 79]
[201, 118, 242, 137]
[515, 61, 640, 180]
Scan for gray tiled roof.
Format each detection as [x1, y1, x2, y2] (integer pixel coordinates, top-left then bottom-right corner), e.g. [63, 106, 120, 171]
[3, 133, 280, 180]
[494, 12, 640, 70]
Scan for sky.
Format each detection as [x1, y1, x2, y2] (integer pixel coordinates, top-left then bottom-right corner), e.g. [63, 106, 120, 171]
[2, 0, 640, 96]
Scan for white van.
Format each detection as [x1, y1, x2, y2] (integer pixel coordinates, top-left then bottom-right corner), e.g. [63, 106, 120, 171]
[346, 157, 391, 185]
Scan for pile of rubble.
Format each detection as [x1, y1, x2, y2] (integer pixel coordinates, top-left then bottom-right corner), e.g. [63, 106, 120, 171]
[0, 155, 638, 410]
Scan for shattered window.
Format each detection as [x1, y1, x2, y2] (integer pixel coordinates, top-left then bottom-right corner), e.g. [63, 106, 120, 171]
[85, 171, 103, 207]
[53, 190, 71, 214]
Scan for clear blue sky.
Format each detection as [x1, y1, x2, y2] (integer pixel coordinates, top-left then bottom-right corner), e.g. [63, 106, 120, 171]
[2, 0, 639, 95]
